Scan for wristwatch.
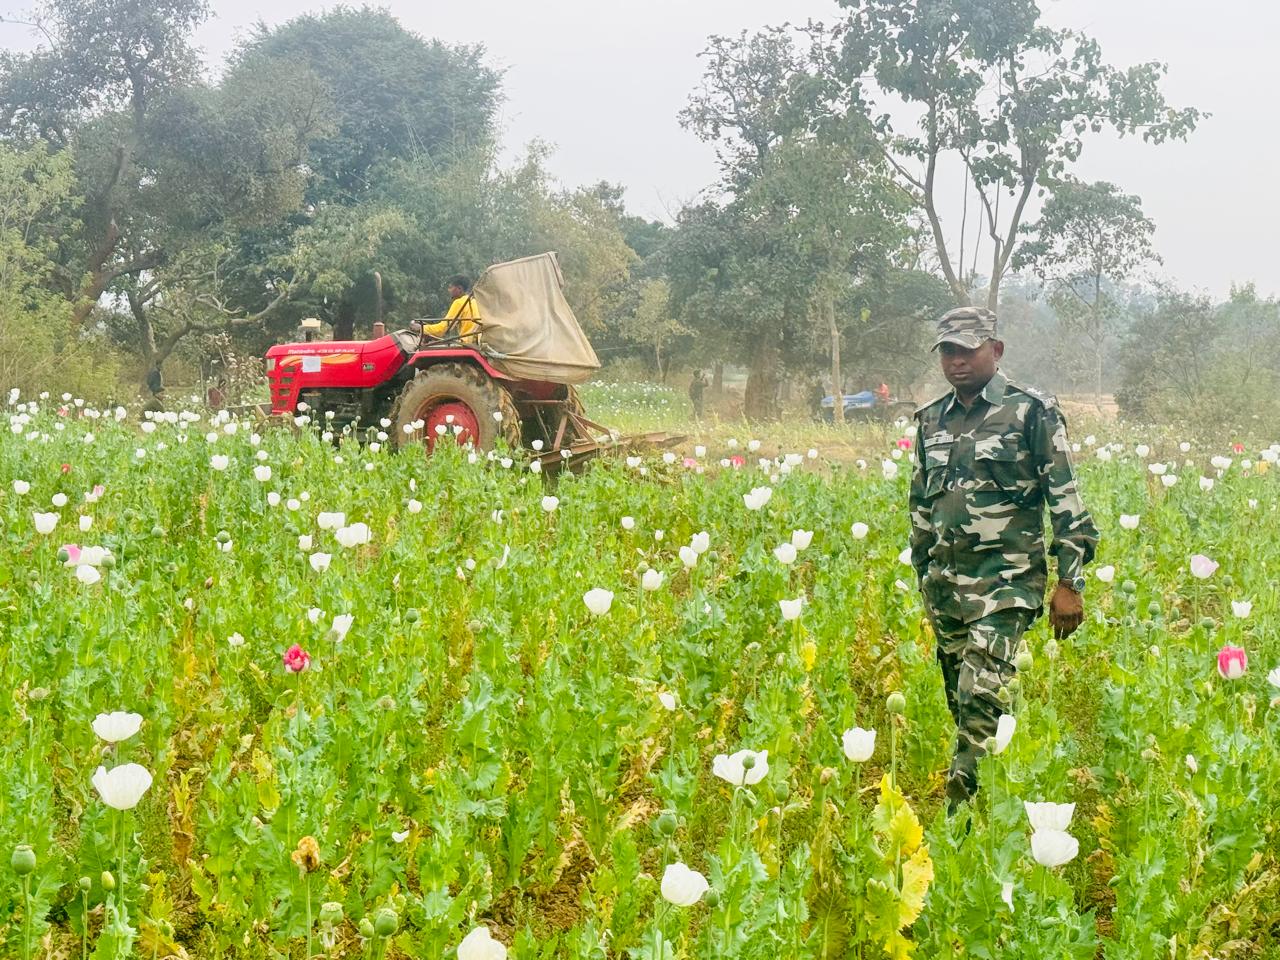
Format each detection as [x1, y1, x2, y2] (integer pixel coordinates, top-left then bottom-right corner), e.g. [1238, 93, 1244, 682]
[1058, 576, 1086, 594]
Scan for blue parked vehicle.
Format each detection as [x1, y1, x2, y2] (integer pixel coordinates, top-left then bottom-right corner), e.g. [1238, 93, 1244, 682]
[819, 390, 913, 423]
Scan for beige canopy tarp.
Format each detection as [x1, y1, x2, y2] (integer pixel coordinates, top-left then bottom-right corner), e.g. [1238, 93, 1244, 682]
[472, 252, 601, 384]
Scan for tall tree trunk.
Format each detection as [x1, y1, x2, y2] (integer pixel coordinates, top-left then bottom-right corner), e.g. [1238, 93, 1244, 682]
[743, 337, 780, 420]
[333, 297, 356, 341]
[826, 292, 843, 425]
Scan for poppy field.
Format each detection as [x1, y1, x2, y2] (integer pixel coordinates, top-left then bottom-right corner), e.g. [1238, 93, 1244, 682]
[3, 390, 1280, 959]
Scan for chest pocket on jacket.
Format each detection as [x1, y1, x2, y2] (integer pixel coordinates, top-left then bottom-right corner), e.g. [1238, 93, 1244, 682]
[923, 437, 953, 497]
[975, 440, 1035, 503]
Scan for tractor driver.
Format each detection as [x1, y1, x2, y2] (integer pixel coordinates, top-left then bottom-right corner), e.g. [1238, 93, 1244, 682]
[422, 275, 480, 342]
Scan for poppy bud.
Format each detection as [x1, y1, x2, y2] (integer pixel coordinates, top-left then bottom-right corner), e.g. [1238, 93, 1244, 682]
[373, 907, 398, 937]
[404, 608, 420, 624]
[656, 812, 678, 836]
[56, 546, 70, 563]
[151, 526, 164, 538]
[886, 691, 906, 714]
[983, 737, 998, 753]
[358, 918, 375, 939]
[1014, 651, 1033, 672]
[216, 530, 230, 544]
[1006, 677, 1021, 694]
[79, 876, 91, 892]
[774, 780, 790, 800]
[1199, 617, 1216, 631]
[101, 870, 115, 891]
[997, 685, 1011, 703]
[11, 844, 35, 875]
[1121, 580, 1137, 594]
[1147, 601, 1162, 617]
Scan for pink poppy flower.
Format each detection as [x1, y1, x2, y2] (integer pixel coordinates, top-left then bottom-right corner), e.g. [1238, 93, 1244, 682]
[282, 644, 311, 673]
[1217, 645, 1247, 680]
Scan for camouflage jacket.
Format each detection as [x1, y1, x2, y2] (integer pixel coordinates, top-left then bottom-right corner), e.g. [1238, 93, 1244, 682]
[909, 370, 1099, 623]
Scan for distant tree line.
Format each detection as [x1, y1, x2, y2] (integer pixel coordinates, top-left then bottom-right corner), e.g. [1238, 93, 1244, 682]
[2, 0, 1273, 426]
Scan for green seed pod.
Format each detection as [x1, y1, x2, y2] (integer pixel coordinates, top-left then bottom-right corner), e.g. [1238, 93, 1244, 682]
[78, 876, 91, 893]
[216, 530, 230, 544]
[1006, 676, 1021, 694]
[1221, 574, 1234, 588]
[886, 691, 906, 715]
[774, 779, 790, 801]
[1013, 651, 1034, 672]
[404, 608, 420, 624]
[740, 753, 756, 771]
[373, 907, 398, 938]
[1199, 617, 1216, 631]
[151, 526, 164, 538]
[56, 546, 70, 563]
[703, 889, 720, 908]
[101, 552, 116, 569]
[1146, 601, 1162, 617]
[319, 902, 344, 926]
[655, 812, 678, 836]
[10, 844, 35, 875]
[101, 870, 115, 891]
[983, 737, 998, 753]
[1121, 580, 1137, 594]
[357, 918, 375, 939]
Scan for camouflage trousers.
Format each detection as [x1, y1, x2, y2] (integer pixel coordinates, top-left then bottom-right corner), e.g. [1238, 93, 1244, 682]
[928, 607, 1032, 805]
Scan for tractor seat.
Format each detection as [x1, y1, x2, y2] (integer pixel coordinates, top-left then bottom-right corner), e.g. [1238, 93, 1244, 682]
[391, 329, 421, 355]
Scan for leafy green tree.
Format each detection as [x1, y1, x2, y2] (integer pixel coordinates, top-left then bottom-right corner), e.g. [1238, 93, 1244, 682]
[1015, 179, 1158, 405]
[829, 0, 1201, 309]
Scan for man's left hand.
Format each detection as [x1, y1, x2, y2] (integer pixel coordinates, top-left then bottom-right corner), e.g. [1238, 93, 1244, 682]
[1049, 583, 1084, 639]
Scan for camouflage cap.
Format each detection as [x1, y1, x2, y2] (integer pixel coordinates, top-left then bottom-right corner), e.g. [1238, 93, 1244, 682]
[932, 307, 998, 351]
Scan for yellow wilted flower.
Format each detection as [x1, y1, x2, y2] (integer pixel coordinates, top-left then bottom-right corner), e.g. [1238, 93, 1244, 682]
[800, 640, 817, 672]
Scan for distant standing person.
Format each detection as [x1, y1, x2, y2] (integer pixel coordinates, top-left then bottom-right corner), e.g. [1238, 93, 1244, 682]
[909, 307, 1098, 811]
[688, 369, 707, 418]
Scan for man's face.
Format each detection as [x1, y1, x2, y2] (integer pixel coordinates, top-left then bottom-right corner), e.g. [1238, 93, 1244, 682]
[939, 339, 1003, 393]
[448, 284, 464, 299]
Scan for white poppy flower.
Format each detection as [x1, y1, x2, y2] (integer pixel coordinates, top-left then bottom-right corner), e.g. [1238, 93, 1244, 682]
[1231, 600, 1252, 618]
[254, 465, 272, 482]
[330, 614, 354, 640]
[621, 515, 635, 530]
[898, 547, 913, 566]
[1134, 444, 1150, 458]
[1185, 754, 1198, 774]
[642, 569, 665, 591]
[992, 713, 1016, 754]
[881, 460, 899, 480]
[79, 515, 92, 532]
[841, 727, 876, 762]
[541, 495, 559, 513]
[309, 552, 332, 573]
[1118, 514, 1140, 530]
[1094, 565, 1115, 583]
[51, 492, 68, 507]
[1160, 474, 1177, 488]
[335, 523, 371, 548]
[583, 588, 613, 616]
[307, 608, 324, 624]
[91, 763, 153, 810]
[742, 486, 773, 511]
[1198, 476, 1213, 492]
[1189, 554, 1218, 579]
[12, 480, 29, 495]
[317, 511, 345, 530]
[660, 862, 709, 907]
[850, 522, 869, 540]
[657, 690, 678, 711]
[298, 535, 313, 551]
[779, 597, 803, 621]
[679, 545, 698, 569]
[1001, 881, 1015, 912]
[457, 925, 507, 960]
[773, 542, 797, 565]
[391, 829, 410, 843]
[267, 491, 281, 507]
[210, 454, 229, 471]
[1024, 801, 1075, 832]
[228, 632, 245, 648]
[92, 711, 143, 742]
[790, 529, 813, 551]
[1267, 666, 1280, 689]
[1030, 829, 1079, 868]
[712, 748, 769, 786]
[33, 512, 58, 534]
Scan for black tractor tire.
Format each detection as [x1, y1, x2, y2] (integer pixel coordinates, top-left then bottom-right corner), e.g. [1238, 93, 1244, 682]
[390, 362, 521, 452]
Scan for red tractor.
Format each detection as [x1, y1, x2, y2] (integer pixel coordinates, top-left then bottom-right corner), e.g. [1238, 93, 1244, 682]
[265, 253, 603, 455]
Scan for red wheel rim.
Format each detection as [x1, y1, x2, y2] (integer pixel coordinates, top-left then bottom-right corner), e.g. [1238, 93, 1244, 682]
[417, 399, 480, 451]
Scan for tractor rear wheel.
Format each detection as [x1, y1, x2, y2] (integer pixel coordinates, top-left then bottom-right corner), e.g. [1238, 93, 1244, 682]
[391, 363, 521, 453]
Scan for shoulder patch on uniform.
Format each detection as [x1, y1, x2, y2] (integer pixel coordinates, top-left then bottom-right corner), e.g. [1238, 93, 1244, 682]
[1006, 380, 1058, 409]
[914, 389, 951, 415]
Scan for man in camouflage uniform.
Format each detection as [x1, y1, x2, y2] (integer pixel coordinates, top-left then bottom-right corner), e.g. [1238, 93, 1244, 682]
[909, 307, 1098, 810]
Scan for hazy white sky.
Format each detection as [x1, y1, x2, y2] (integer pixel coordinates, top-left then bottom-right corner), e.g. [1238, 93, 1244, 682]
[3, 0, 1275, 296]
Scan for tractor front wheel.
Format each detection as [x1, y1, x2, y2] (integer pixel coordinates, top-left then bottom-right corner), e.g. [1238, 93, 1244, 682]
[391, 363, 521, 453]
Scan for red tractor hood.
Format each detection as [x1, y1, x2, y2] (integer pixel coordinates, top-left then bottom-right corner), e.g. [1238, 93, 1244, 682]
[265, 336, 407, 414]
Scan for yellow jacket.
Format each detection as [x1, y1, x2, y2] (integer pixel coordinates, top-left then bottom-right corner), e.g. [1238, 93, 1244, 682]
[423, 296, 479, 341]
